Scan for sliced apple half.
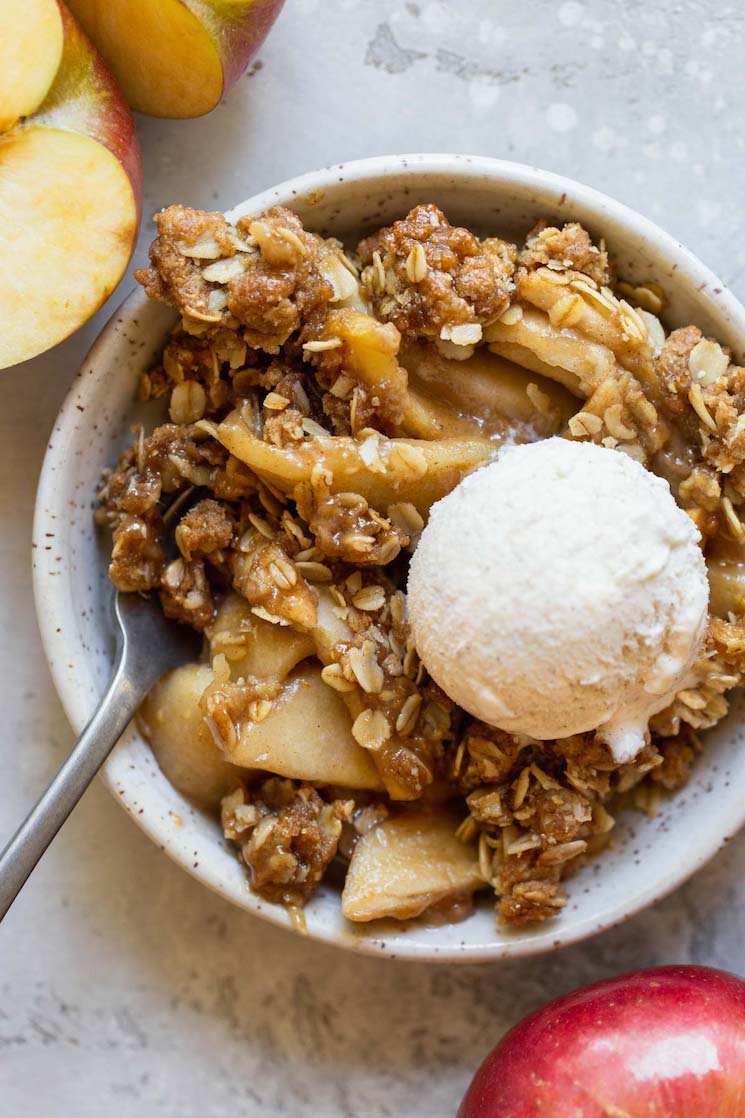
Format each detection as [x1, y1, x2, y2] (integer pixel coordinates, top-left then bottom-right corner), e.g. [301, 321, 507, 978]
[0, 1, 141, 369]
[66, 0, 286, 118]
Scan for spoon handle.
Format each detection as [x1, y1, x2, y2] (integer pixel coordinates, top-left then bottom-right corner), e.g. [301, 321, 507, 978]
[0, 649, 151, 922]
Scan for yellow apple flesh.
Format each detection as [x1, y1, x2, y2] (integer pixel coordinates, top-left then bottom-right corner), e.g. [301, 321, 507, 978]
[0, 1, 141, 369]
[225, 667, 384, 791]
[341, 813, 483, 923]
[66, 0, 286, 118]
[140, 664, 244, 811]
[0, 0, 64, 130]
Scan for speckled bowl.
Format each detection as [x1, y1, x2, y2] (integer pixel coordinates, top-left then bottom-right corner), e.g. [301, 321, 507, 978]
[33, 154, 745, 961]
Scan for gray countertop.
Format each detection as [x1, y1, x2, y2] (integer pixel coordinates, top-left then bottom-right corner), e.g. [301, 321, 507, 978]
[3, 1, 745, 1113]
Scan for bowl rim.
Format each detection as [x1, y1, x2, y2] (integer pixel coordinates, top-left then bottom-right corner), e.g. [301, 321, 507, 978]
[32, 152, 745, 962]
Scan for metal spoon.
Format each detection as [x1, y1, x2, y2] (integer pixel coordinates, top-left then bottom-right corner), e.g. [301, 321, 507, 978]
[0, 489, 201, 921]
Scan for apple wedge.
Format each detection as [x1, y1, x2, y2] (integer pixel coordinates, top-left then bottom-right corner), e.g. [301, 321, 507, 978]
[212, 409, 497, 515]
[341, 813, 483, 923]
[140, 664, 244, 810]
[210, 593, 315, 683]
[0, 1, 141, 369]
[66, 0, 286, 118]
[224, 666, 384, 791]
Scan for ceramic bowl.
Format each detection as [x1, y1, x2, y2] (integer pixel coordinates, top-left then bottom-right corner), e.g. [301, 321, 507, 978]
[33, 154, 745, 961]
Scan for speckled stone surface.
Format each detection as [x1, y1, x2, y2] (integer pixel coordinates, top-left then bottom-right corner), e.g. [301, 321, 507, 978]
[3, 1, 745, 1113]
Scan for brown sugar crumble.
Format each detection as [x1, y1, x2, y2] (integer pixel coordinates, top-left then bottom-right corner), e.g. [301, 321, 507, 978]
[99, 200, 745, 930]
[358, 203, 517, 348]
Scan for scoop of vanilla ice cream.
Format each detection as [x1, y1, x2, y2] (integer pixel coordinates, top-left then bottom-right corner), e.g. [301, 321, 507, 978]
[407, 438, 709, 763]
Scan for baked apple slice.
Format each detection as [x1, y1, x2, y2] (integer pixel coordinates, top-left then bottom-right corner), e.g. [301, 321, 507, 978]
[209, 593, 314, 683]
[212, 409, 496, 515]
[224, 666, 383, 790]
[140, 663, 243, 810]
[399, 339, 578, 440]
[342, 812, 483, 922]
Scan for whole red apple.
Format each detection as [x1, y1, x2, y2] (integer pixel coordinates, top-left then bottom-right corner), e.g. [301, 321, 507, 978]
[458, 966, 745, 1118]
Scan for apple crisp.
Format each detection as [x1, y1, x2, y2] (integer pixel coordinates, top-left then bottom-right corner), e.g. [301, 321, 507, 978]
[99, 201, 744, 929]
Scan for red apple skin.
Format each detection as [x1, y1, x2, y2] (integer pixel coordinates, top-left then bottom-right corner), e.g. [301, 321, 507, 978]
[458, 967, 745, 1118]
[36, 2, 142, 218]
[206, 0, 287, 95]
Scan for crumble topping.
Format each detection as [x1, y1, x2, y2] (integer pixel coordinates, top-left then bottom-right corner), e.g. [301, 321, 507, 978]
[358, 203, 516, 345]
[136, 204, 335, 353]
[160, 556, 214, 630]
[175, 498, 234, 561]
[520, 220, 613, 288]
[221, 779, 353, 906]
[308, 491, 409, 566]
